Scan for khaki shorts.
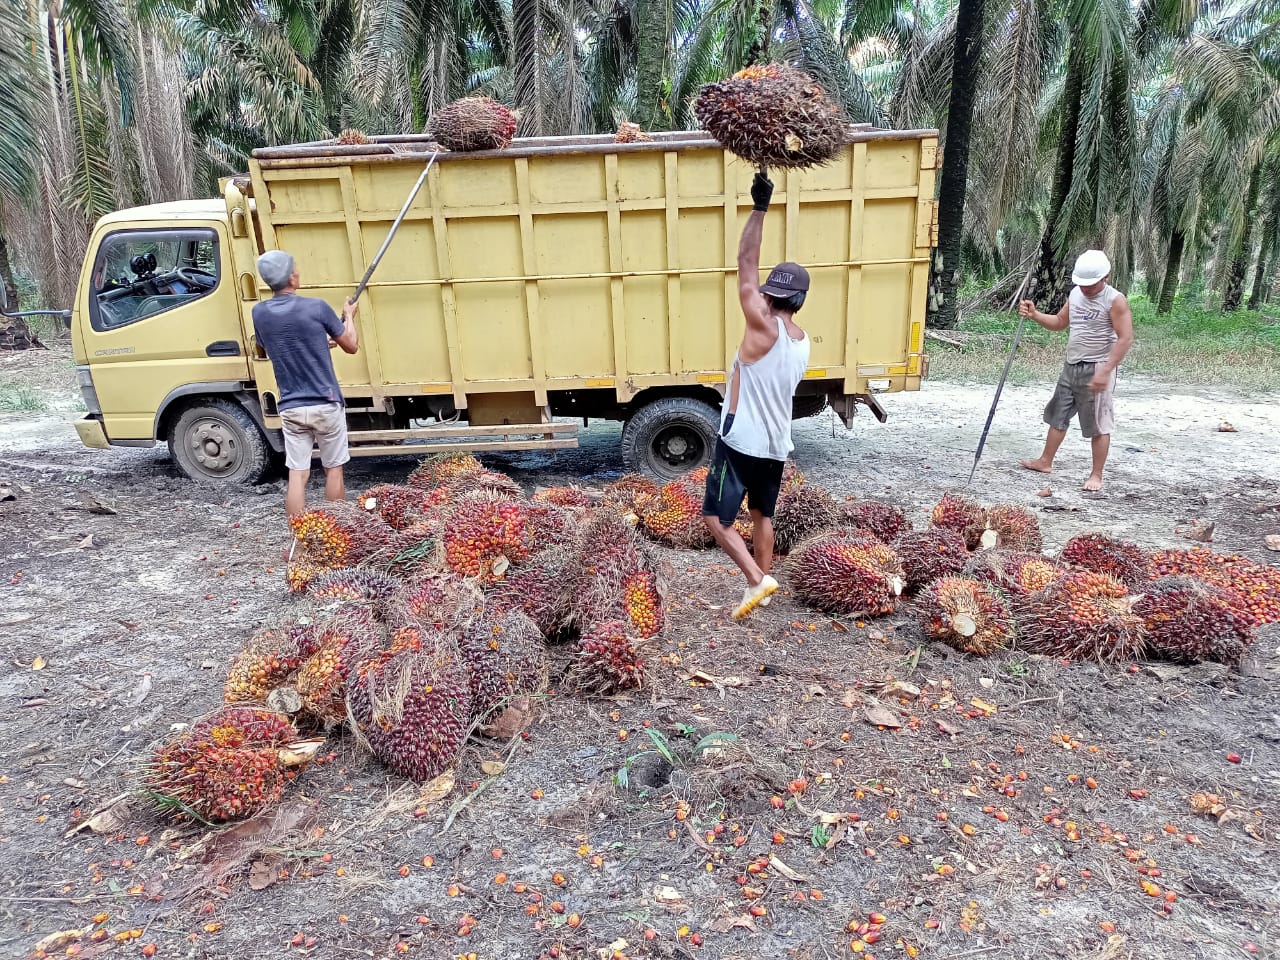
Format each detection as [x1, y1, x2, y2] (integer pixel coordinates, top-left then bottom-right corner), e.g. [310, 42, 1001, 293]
[1044, 362, 1116, 439]
[280, 401, 349, 471]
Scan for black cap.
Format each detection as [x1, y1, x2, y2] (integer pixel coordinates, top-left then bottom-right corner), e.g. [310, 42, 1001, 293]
[760, 261, 810, 297]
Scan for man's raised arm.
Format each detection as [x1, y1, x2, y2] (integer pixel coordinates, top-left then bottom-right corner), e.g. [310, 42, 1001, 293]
[738, 171, 775, 333]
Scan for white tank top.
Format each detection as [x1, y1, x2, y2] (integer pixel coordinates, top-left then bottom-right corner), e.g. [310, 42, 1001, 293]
[1065, 284, 1120, 364]
[721, 316, 811, 461]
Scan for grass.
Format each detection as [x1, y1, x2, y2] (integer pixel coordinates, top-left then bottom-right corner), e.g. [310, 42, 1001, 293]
[929, 293, 1280, 392]
[0, 382, 49, 412]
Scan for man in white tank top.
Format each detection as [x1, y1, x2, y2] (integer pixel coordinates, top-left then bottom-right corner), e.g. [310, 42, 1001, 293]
[701, 172, 812, 619]
[1017, 249, 1134, 491]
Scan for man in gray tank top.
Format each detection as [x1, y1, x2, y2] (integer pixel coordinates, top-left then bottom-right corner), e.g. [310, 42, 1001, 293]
[1017, 249, 1134, 491]
[701, 172, 812, 619]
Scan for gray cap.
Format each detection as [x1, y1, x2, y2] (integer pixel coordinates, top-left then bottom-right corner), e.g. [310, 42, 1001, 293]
[257, 250, 295, 291]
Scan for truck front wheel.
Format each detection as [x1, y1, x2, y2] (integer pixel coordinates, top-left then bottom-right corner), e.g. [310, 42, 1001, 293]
[621, 396, 720, 482]
[168, 398, 272, 484]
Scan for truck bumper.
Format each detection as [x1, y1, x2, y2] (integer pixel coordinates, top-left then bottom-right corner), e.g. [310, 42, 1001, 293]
[74, 415, 111, 449]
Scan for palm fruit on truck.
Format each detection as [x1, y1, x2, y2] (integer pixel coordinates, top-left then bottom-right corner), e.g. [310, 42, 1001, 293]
[1015, 571, 1146, 663]
[788, 529, 905, 616]
[428, 97, 518, 152]
[916, 577, 1015, 656]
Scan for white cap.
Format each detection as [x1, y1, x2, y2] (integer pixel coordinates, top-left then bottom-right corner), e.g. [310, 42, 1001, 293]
[1071, 249, 1111, 286]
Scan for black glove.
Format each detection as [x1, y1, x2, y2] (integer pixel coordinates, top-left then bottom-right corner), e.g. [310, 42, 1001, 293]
[751, 170, 773, 212]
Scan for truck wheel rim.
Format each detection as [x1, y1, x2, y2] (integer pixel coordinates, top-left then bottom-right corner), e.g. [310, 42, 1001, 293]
[188, 417, 240, 477]
[653, 425, 703, 468]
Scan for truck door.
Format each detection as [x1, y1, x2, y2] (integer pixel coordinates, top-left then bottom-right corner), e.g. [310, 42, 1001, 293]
[82, 225, 248, 440]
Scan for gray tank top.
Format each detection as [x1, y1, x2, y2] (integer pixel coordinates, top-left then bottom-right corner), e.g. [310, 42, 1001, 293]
[721, 316, 811, 461]
[1065, 284, 1119, 364]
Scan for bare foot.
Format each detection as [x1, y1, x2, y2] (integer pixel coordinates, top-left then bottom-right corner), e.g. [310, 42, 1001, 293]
[1083, 474, 1104, 492]
[1019, 458, 1053, 474]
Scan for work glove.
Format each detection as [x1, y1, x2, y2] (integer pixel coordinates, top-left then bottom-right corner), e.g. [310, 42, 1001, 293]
[751, 170, 773, 212]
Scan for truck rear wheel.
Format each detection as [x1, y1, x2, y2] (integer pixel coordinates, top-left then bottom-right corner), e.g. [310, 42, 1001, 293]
[792, 394, 829, 419]
[168, 398, 272, 485]
[621, 396, 720, 481]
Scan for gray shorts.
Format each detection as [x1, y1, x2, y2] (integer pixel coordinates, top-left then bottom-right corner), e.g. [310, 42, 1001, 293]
[280, 401, 350, 471]
[1044, 362, 1116, 439]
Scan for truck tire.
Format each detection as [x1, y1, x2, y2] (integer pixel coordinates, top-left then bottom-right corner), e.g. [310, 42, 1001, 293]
[622, 396, 721, 482]
[168, 398, 273, 485]
[792, 394, 829, 419]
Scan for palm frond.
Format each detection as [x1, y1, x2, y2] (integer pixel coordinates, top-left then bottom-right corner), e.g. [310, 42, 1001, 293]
[0, 0, 40, 200]
[62, 0, 137, 124]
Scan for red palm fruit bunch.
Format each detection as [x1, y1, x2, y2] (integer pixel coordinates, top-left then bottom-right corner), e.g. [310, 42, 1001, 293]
[142, 708, 297, 822]
[388, 573, 483, 632]
[348, 630, 473, 782]
[442, 495, 531, 582]
[1150, 548, 1280, 626]
[357, 483, 449, 530]
[336, 128, 371, 145]
[600, 474, 660, 522]
[522, 502, 581, 553]
[788, 529, 904, 615]
[1015, 571, 1146, 663]
[893, 527, 970, 591]
[308, 568, 400, 611]
[1059, 533, 1151, 590]
[358, 523, 441, 578]
[732, 503, 755, 546]
[688, 466, 711, 484]
[772, 483, 841, 554]
[286, 558, 327, 595]
[573, 620, 649, 693]
[931, 493, 988, 547]
[533, 486, 593, 509]
[969, 504, 1042, 552]
[621, 570, 665, 638]
[224, 625, 308, 703]
[408, 452, 483, 489]
[290, 500, 394, 568]
[615, 121, 653, 143]
[488, 547, 575, 637]
[1134, 576, 1256, 666]
[640, 475, 713, 548]
[296, 607, 384, 721]
[965, 549, 1065, 596]
[567, 511, 657, 625]
[694, 64, 848, 169]
[428, 96, 518, 152]
[458, 605, 547, 723]
[782, 461, 805, 492]
[840, 499, 911, 543]
[446, 469, 524, 501]
[917, 577, 1015, 656]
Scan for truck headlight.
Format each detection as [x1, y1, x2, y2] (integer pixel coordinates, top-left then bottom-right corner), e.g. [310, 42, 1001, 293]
[76, 365, 101, 415]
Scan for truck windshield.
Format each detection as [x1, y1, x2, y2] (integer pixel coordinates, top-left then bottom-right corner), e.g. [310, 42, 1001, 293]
[90, 229, 220, 331]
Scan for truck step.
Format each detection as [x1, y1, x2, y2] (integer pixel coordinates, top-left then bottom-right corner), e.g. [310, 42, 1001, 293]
[345, 421, 578, 458]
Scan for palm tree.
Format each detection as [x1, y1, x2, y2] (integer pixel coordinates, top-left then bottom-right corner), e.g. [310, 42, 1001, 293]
[0, 0, 40, 340]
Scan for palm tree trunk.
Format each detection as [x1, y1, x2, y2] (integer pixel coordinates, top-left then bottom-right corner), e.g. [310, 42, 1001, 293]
[635, 0, 671, 130]
[926, 0, 985, 331]
[1033, 36, 1084, 309]
[1224, 163, 1261, 311]
[1157, 230, 1184, 315]
[1247, 235, 1270, 311]
[1247, 173, 1280, 311]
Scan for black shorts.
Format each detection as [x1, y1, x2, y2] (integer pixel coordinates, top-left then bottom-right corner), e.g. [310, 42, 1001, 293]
[702, 438, 785, 526]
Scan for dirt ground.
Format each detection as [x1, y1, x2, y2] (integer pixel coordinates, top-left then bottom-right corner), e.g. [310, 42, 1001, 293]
[2, 348, 1279, 960]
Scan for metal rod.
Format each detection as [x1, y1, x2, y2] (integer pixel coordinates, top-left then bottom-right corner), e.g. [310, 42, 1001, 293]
[967, 273, 1032, 485]
[349, 149, 440, 304]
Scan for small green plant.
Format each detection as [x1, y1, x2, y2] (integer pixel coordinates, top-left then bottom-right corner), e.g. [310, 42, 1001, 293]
[1003, 656, 1029, 678]
[614, 727, 739, 791]
[810, 824, 832, 848]
[0, 384, 46, 412]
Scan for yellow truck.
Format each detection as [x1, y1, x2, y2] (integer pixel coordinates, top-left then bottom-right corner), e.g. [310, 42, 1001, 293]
[70, 128, 938, 483]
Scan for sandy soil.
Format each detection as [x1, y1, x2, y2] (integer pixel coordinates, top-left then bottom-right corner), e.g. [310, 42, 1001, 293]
[2, 352, 1279, 960]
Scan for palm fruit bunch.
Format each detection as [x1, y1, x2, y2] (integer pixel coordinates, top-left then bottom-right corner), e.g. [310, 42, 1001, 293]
[772, 483, 841, 553]
[348, 630, 472, 782]
[615, 121, 653, 143]
[1059, 534, 1150, 590]
[336, 128, 371, 145]
[1150, 548, 1280, 626]
[390, 574, 483, 633]
[442, 495, 530, 582]
[458, 605, 547, 722]
[892, 527, 970, 592]
[788, 529, 904, 615]
[141, 708, 297, 823]
[573, 620, 648, 693]
[224, 625, 308, 703]
[567, 511, 656, 626]
[840, 499, 910, 543]
[640, 475, 712, 548]
[408, 452, 483, 489]
[1134, 576, 1256, 666]
[446, 469, 524, 501]
[964, 549, 1064, 596]
[488, 547, 575, 637]
[357, 483, 449, 530]
[286, 558, 327, 594]
[621, 570, 665, 638]
[930, 493, 988, 548]
[917, 577, 1015, 656]
[359, 524, 440, 578]
[601, 474, 659, 522]
[533, 486, 593, 509]
[970, 504, 1042, 552]
[523, 502, 581, 553]
[1015, 571, 1146, 663]
[781, 461, 805, 492]
[688, 466, 710, 484]
[732, 503, 755, 545]
[428, 97, 518, 152]
[290, 500, 394, 568]
[296, 607, 383, 721]
[308, 568, 399, 611]
[694, 64, 848, 169]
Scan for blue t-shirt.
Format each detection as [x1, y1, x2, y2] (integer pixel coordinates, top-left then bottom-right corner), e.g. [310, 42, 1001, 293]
[252, 294, 346, 411]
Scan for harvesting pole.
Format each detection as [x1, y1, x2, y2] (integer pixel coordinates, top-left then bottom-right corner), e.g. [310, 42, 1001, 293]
[967, 272, 1032, 485]
[348, 149, 441, 305]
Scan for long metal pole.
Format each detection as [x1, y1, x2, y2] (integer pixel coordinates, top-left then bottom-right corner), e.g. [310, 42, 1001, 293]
[348, 149, 441, 304]
[967, 273, 1032, 485]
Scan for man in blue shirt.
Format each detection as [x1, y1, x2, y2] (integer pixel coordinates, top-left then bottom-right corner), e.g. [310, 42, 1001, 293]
[252, 250, 359, 517]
